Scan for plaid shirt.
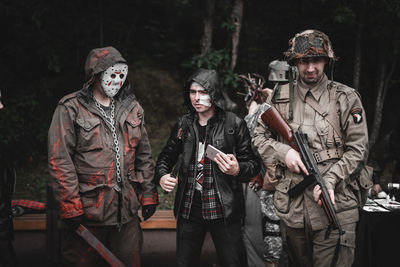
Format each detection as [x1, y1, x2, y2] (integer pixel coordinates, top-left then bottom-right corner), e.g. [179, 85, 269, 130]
[181, 124, 224, 220]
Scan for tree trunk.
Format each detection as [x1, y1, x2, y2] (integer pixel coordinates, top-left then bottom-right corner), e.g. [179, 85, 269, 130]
[369, 57, 397, 147]
[369, 62, 386, 147]
[353, 0, 367, 90]
[99, 0, 104, 46]
[200, 0, 215, 55]
[230, 0, 244, 71]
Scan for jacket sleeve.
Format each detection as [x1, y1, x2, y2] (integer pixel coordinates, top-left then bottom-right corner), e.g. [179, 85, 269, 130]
[233, 118, 261, 182]
[48, 103, 84, 219]
[154, 120, 183, 185]
[252, 115, 292, 167]
[134, 113, 158, 205]
[323, 89, 369, 190]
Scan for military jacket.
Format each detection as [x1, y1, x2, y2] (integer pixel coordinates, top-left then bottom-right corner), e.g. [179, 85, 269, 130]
[253, 75, 369, 230]
[48, 85, 158, 226]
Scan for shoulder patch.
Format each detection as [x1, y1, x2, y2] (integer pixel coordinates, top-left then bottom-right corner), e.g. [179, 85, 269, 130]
[351, 108, 363, 123]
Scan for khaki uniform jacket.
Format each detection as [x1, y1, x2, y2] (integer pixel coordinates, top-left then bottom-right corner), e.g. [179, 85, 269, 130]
[253, 75, 369, 230]
[48, 85, 157, 226]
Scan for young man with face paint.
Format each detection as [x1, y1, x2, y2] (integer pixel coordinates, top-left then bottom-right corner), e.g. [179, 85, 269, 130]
[48, 47, 158, 266]
[155, 68, 260, 267]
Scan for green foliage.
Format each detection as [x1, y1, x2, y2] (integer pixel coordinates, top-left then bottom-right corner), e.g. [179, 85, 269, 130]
[221, 19, 235, 32]
[333, 5, 356, 24]
[187, 49, 240, 91]
[14, 159, 49, 202]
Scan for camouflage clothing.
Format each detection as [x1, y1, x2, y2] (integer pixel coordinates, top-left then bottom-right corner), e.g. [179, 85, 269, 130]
[244, 109, 283, 264]
[260, 190, 282, 263]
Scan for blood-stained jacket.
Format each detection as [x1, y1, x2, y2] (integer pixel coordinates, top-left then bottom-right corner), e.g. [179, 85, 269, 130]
[48, 47, 157, 225]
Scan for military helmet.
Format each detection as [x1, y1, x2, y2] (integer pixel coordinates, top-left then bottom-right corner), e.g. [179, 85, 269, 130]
[268, 60, 290, 82]
[284, 30, 337, 65]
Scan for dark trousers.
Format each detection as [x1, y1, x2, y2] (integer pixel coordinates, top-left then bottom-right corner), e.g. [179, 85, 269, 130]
[176, 190, 247, 267]
[62, 216, 142, 267]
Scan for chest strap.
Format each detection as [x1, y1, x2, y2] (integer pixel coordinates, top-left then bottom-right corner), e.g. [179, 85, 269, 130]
[305, 86, 343, 147]
[313, 147, 344, 164]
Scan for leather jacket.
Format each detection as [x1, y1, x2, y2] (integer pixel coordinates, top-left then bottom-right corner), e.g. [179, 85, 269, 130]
[155, 69, 260, 222]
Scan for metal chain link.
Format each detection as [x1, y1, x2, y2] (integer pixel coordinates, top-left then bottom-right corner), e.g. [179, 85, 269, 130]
[92, 94, 122, 184]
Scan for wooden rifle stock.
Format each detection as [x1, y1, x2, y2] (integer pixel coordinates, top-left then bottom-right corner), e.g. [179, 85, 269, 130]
[260, 105, 298, 150]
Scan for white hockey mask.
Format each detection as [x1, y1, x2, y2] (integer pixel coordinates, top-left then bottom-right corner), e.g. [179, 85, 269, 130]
[100, 63, 128, 97]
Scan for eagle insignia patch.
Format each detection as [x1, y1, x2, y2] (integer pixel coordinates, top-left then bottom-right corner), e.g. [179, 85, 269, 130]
[351, 108, 363, 124]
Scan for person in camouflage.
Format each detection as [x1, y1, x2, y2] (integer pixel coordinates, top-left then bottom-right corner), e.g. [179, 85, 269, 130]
[48, 47, 158, 266]
[253, 30, 369, 267]
[243, 62, 291, 267]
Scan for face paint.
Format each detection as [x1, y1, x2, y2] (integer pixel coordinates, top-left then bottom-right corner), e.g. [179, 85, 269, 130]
[198, 94, 212, 107]
[100, 63, 128, 97]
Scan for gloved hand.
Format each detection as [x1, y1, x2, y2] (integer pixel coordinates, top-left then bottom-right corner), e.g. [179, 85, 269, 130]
[141, 204, 157, 221]
[63, 214, 84, 230]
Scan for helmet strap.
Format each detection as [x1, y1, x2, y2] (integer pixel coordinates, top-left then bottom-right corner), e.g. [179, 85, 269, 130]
[288, 66, 297, 121]
[329, 60, 335, 89]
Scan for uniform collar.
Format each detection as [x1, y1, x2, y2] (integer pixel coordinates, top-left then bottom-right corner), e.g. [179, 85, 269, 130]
[297, 74, 329, 102]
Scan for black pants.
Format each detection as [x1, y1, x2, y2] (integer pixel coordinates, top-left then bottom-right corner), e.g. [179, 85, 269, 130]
[176, 190, 247, 267]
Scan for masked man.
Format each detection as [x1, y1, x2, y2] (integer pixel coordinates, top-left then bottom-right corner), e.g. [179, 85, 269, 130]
[155, 69, 260, 267]
[253, 30, 369, 267]
[48, 46, 158, 266]
[0, 89, 18, 267]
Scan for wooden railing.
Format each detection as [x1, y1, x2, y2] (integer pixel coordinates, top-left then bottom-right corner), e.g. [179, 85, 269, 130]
[13, 210, 177, 231]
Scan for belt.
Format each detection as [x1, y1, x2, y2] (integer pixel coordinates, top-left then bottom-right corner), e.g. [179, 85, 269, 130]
[313, 147, 344, 163]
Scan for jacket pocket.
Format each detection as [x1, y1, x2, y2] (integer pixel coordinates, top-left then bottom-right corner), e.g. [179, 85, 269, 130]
[77, 169, 111, 222]
[334, 182, 358, 212]
[274, 178, 291, 214]
[125, 115, 142, 148]
[340, 228, 356, 248]
[76, 117, 103, 152]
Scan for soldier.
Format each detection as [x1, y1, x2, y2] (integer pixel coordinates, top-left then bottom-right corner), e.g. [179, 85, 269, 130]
[0, 89, 18, 267]
[48, 47, 158, 266]
[253, 30, 369, 267]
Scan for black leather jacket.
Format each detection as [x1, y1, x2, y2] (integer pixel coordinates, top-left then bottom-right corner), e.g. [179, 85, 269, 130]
[156, 68, 259, 221]
[155, 109, 260, 221]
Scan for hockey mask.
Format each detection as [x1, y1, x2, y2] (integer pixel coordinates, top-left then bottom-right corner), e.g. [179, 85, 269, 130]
[100, 63, 128, 97]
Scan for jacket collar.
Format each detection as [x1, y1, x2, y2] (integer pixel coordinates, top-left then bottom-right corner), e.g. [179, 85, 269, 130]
[297, 74, 329, 102]
[77, 83, 136, 109]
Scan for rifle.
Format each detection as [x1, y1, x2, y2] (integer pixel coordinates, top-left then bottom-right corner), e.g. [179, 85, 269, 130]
[238, 73, 266, 107]
[261, 104, 344, 234]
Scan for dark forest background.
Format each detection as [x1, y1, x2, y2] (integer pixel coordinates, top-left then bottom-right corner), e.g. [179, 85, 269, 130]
[0, 0, 399, 202]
